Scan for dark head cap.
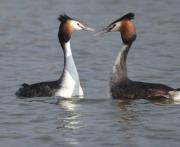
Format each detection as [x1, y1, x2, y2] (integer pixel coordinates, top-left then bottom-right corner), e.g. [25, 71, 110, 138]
[57, 14, 74, 23]
[110, 12, 135, 25]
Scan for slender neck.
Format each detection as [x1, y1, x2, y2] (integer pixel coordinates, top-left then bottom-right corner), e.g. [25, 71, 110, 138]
[60, 41, 80, 84]
[63, 41, 76, 70]
[62, 41, 72, 72]
[111, 43, 132, 85]
[64, 40, 73, 59]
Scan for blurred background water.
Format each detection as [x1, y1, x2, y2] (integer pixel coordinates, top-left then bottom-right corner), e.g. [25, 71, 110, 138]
[0, 0, 180, 146]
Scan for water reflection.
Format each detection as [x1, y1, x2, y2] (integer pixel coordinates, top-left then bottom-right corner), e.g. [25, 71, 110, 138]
[112, 99, 140, 123]
[58, 98, 78, 112]
[57, 99, 82, 146]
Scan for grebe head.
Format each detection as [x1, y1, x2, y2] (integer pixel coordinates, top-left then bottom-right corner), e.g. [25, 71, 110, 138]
[58, 14, 95, 32]
[97, 12, 136, 45]
[58, 14, 94, 48]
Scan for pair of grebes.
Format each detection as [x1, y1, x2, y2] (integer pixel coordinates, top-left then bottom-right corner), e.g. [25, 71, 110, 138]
[16, 13, 180, 100]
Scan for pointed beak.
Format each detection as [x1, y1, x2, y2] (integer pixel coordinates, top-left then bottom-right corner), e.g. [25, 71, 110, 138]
[95, 27, 111, 36]
[82, 26, 95, 32]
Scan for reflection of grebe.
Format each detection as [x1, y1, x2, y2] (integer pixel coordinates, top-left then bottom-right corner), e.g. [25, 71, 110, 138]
[16, 15, 94, 98]
[97, 12, 180, 100]
[59, 99, 77, 112]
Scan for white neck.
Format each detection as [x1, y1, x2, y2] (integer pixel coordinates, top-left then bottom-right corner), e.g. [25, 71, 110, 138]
[64, 40, 72, 57]
[111, 44, 130, 86]
[55, 41, 84, 98]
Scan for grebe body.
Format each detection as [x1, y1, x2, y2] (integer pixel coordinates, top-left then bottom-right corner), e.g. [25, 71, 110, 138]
[97, 13, 180, 100]
[16, 14, 94, 98]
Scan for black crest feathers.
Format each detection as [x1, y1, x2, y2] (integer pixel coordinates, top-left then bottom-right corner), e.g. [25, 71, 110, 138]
[111, 12, 135, 25]
[58, 14, 74, 22]
[119, 12, 135, 21]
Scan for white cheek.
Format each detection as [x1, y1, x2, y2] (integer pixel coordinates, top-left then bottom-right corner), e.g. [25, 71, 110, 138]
[71, 21, 82, 30]
[111, 22, 122, 32]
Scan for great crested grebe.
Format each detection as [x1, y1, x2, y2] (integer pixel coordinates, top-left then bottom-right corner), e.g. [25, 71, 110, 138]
[16, 14, 94, 98]
[97, 12, 180, 100]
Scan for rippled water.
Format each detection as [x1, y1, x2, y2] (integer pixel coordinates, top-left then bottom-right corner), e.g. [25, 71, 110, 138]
[0, 0, 180, 146]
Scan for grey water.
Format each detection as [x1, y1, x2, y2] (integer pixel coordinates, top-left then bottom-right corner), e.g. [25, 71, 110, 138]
[0, 0, 180, 146]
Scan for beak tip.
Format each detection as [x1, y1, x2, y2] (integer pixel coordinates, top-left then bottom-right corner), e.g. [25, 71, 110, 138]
[86, 28, 95, 32]
[82, 25, 95, 32]
[95, 28, 109, 37]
